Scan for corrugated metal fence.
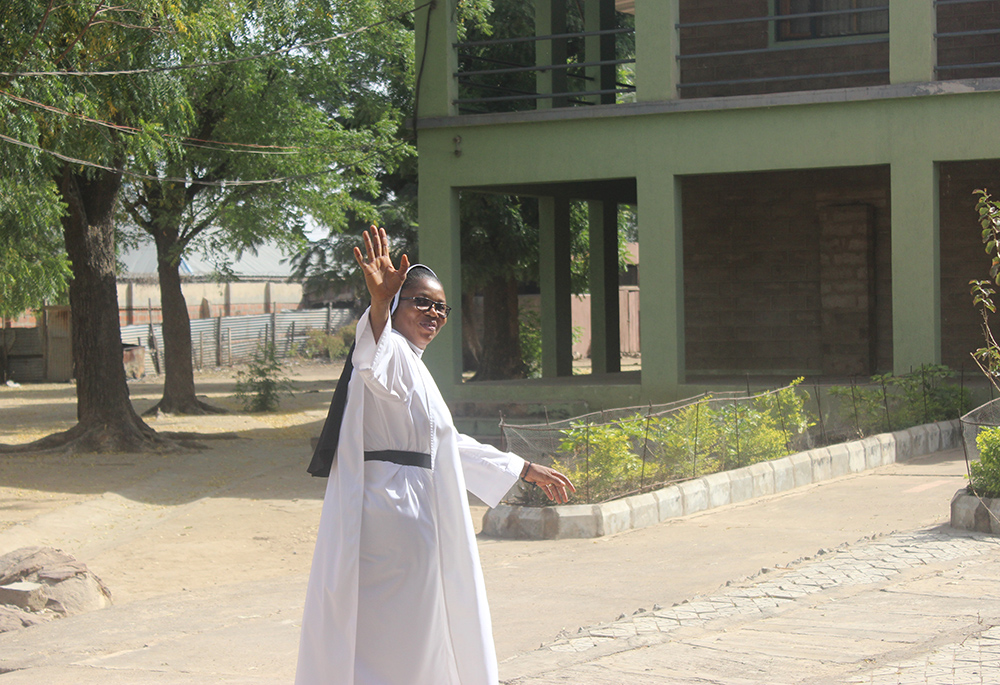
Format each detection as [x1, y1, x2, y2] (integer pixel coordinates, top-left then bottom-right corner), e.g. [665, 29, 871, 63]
[121, 308, 355, 372]
[0, 327, 45, 382]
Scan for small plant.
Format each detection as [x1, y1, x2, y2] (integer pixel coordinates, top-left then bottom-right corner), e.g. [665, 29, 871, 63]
[234, 342, 295, 412]
[970, 427, 1000, 498]
[647, 400, 722, 480]
[301, 321, 357, 361]
[557, 416, 647, 502]
[519, 308, 543, 378]
[891, 364, 968, 426]
[830, 366, 968, 438]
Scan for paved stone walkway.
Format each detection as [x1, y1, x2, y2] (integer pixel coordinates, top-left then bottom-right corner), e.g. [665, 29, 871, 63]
[503, 529, 1000, 684]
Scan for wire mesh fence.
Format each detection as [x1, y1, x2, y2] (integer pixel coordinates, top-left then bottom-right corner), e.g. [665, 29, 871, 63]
[502, 367, 972, 505]
[960, 397, 1000, 481]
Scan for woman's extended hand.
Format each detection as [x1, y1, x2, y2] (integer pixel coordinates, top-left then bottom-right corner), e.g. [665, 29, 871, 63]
[523, 463, 576, 504]
[354, 225, 409, 305]
[353, 225, 409, 342]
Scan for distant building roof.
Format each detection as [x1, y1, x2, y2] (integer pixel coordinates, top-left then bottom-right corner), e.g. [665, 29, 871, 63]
[119, 238, 300, 283]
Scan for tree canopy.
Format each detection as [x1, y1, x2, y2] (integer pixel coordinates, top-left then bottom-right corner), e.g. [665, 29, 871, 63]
[0, 0, 441, 447]
[117, 0, 417, 414]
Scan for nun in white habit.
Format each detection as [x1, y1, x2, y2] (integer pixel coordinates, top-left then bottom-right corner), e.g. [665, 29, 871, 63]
[296, 226, 575, 685]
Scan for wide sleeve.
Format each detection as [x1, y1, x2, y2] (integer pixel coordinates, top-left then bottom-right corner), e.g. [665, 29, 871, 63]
[351, 307, 415, 403]
[456, 432, 526, 508]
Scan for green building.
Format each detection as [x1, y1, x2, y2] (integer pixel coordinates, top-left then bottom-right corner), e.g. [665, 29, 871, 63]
[414, 0, 1000, 410]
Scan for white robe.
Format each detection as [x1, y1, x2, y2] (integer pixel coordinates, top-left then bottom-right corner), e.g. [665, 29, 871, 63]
[296, 309, 524, 685]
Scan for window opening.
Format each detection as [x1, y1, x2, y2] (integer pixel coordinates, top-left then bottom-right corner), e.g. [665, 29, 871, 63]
[775, 0, 888, 42]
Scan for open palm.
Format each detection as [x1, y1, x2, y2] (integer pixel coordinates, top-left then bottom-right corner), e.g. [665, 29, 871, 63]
[353, 225, 410, 303]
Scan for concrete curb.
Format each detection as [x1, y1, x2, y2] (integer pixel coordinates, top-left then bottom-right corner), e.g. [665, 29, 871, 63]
[483, 419, 962, 540]
[950, 489, 1000, 534]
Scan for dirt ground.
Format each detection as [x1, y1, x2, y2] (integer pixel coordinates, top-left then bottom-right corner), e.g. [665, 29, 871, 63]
[0, 362, 350, 603]
[0, 362, 972, 662]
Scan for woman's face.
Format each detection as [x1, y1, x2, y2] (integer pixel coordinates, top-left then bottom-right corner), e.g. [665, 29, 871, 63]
[392, 278, 448, 350]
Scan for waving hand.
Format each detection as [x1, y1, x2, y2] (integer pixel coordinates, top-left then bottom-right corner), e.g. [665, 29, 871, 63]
[354, 225, 409, 343]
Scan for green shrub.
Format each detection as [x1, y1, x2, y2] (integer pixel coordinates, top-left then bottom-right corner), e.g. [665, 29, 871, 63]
[536, 382, 815, 504]
[714, 402, 786, 470]
[891, 364, 969, 425]
[830, 365, 969, 437]
[556, 416, 647, 502]
[829, 380, 892, 437]
[519, 309, 542, 378]
[646, 400, 721, 480]
[971, 427, 1000, 498]
[234, 342, 295, 412]
[301, 321, 357, 361]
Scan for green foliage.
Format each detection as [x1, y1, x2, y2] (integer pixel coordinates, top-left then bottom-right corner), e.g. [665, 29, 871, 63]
[541, 382, 814, 504]
[301, 321, 357, 361]
[829, 365, 968, 437]
[970, 427, 1000, 498]
[645, 401, 722, 480]
[234, 342, 295, 412]
[971, 189, 1000, 388]
[556, 416, 647, 503]
[891, 364, 968, 425]
[829, 382, 890, 437]
[519, 308, 543, 378]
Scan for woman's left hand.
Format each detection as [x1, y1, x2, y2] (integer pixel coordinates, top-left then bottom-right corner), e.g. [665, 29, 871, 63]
[523, 463, 576, 504]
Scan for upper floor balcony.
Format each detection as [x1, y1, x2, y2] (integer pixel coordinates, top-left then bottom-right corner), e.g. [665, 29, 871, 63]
[429, 0, 1000, 119]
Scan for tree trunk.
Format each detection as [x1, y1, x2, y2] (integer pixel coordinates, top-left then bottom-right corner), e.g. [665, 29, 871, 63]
[0, 321, 9, 385]
[472, 273, 527, 380]
[145, 231, 225, 415]
[461, 290, 481, 372]
[56, 167, 158, 450]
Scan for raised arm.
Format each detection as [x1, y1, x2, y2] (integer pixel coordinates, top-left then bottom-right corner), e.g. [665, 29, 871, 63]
[353, 225, 410, 344]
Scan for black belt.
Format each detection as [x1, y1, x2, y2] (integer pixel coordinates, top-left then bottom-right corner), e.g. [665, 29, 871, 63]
[364, 450, 432, 470]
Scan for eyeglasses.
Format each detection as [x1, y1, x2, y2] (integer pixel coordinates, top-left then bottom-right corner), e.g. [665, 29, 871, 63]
[399, 296, 452, 318]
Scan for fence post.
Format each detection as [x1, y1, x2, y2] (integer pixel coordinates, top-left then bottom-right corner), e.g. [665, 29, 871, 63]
[814, 384, 826, 445]
[227, 329, 232, 367]
[215, 316, 222, 367]
[692, 400, 700, 478]
[850, 379, 861, 436]
[198, 331, 204, 370]
[270, 312, 277, 349]
[921, 365, 929, 423]
[734, 401, 741, 468]
[639, 406, 652, 492]
[880, 376, 892, 432]
[289, 321, 296, 357]
[777, 389, 790, 455]
[148, 322, 160, 375]
[326, 305, 332, 335]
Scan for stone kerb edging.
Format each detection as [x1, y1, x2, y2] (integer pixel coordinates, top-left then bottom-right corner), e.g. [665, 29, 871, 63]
[482, 419, 961, 540]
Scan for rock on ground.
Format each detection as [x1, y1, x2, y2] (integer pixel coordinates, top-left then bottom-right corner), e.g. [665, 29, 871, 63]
[0, 547, 111, 632]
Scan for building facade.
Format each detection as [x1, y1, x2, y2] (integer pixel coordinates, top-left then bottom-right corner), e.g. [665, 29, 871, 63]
[414, 0, 1000, 408]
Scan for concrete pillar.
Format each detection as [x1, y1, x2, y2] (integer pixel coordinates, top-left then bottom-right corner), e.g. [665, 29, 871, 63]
[537, 0, 568, 109]
[584, 0, 616, 105]
[539, 196, 573, 377]
[890, 159, 940, 373]
[414, 0, 458, 118]
[417, 182, 462, 392]
[635, 0, 678, 102]
[889, 0, 936, 84]
[638, 174, 684, 399]
[589, 200, 621, 373]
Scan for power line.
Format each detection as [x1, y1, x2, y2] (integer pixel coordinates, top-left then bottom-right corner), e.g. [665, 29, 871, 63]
[0, 2, 433, 79]
[0, 89, 302, 154]
[0, 131, 410, 187]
